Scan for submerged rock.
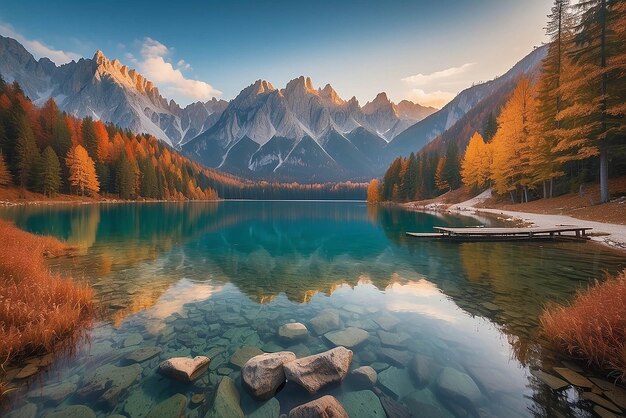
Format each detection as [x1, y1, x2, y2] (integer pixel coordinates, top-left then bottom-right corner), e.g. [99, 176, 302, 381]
[7, 403, 37, 418]
[77, 363, 142, 407]
[377, 330, 410, 349]
[248, 397, 280, 418]
[122, 333, 144, 347]
[378, 366, 415, 400]
[230, 346, 264, 368]
[145, 393, 187, 418]
[553, 367, 593, 389]
[30, 382, 76, 404]
[125, 346, 162, 363]
[410, 354, 435, 386]
[351, 366, 377, 387]
[529, 369, 569, 391]
[283, 346, 353, 393]
[339, 390, 385, 418]
[278, 323, 309, 341]
[288, 395, 349, 418]
[44, 405, 97, 418]
[372, 313, 400, 331]
[310, 310, 342, 335]
[435, 367, 482, 408]
[379, 347, 410, 368]
[242, 351, 296, 400]
[159, 356, 210, 383]
[324, 327, 369, 348]
[209, 376, 244, 418]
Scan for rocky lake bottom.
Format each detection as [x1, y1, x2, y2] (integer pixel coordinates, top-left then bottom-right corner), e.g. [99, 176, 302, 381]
[1, 201, 625, 417]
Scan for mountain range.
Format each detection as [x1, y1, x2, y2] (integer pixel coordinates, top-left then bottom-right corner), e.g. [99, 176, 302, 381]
[0, 34, 546, 182]
[0, 35, 228, 147]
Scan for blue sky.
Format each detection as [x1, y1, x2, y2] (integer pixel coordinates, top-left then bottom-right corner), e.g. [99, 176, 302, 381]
[0, 0, 551, 107]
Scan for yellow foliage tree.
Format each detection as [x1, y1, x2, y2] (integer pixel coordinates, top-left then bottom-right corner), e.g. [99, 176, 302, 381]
[490, 77, 537, 202]
[66, 145, 100, 196]
[367, 179, 381, 203]
[461, 132, 492, 189]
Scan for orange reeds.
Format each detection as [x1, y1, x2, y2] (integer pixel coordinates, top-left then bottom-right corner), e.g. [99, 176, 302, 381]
[0, 220, 94, 364]
[540, 270, 626, 382]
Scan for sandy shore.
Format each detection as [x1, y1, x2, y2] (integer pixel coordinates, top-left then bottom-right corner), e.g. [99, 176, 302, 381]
[449, 190, 626, 251]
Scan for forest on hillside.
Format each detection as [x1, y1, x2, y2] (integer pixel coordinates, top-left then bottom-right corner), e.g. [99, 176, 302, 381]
[371, 0, 626, 204]
[0, 77, 367, 201]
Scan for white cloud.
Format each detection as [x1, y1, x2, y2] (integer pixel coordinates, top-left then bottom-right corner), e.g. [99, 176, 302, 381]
[134, 37, 220, 104]
[0, 22, 82, 64]
[402, 62, 475, 87]
[401, 62, 476, 108]
[407, 89, 456, 109]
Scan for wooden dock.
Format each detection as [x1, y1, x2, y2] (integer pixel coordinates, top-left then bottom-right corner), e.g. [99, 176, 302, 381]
[406, 225, 593, 242]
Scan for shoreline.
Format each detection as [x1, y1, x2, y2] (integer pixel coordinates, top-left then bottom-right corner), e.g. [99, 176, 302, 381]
[401, 196, 626, 252]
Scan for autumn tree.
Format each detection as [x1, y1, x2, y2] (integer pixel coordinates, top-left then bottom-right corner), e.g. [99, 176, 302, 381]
[557, 0, 626, 202]
[491, 77, 537, 202]
[367, 179, 381, 203]
[66, 145, 100, 196]
[0, 151, 12, 187]
[37, 146, 62, 196]
[461, 132, 491, 189]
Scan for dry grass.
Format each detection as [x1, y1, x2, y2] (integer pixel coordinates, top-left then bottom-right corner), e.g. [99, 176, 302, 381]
[0, 221, 95, 365]
[540, 270, 626, 381]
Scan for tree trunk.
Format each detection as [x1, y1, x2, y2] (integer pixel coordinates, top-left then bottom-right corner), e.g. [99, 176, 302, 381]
[524, 186, 529, 203]
[600, 144, 609, 203]
[550, 177, 554, 199]
[509, 191, 516, 203]
[543, 181, 547, 199]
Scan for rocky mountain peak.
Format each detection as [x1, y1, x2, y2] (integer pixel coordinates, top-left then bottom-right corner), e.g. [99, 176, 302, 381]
[93, 49, 107, 64]
[319, 83, 345, 106]
[362, 92, 394, 115]
[283, 76, 317, 96]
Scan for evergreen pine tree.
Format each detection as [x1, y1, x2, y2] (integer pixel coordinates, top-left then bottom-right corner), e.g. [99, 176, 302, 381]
[81, 117, 98, 161]
[38, 146, 61, 196]
[116, 152, 136, 199]
[15, 115, 39, 188]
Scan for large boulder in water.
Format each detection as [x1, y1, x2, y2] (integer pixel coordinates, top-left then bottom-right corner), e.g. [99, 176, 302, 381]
[279, 323, 309, 341]
[435, 367, 482, 409]
[242, 351, 296, 400]
[283, 346, 352, 393]
[288, 395, 349, 418]
[159, 356, 210, 383]
[324, 327, 368, 348]
[310, 310, 342, 335]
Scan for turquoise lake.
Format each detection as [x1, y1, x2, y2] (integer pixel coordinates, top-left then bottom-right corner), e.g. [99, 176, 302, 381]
[1, 201, 625, 417]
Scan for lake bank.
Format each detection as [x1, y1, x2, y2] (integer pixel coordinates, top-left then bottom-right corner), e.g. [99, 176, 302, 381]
[402, 186, 626, 252]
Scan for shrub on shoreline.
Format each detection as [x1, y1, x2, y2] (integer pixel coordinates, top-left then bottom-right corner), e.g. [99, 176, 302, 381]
[540, 270, 626, 381]
[0, 221, 94, 364]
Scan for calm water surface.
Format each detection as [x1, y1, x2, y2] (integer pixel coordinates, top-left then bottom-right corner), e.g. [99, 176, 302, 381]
[1, 201, 625, 418]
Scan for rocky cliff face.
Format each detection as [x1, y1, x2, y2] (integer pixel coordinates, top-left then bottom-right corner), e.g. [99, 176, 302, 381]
[0, 35, 227, 146]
